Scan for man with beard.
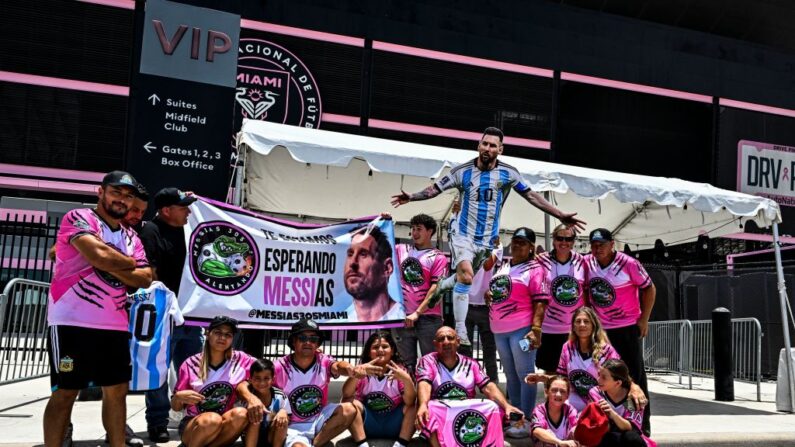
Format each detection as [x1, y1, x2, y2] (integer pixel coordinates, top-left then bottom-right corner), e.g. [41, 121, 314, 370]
[391, 127, 585, 346]
[44, 171, 152, 447]
[123, 183, 149, 232]
[343, 225, 404, 322]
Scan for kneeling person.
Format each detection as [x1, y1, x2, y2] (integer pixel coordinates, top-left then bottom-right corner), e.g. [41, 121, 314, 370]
[275, 319, 380, 447]
[417, 326, 523, 447]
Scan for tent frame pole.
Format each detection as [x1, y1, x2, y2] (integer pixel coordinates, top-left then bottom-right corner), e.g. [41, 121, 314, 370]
[773, 222, 795, 412]
[233, 145, 247, 207]
[544, 191, 551, 251]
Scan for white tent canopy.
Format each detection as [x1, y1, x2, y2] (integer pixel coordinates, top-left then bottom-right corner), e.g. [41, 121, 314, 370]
[237, 119, 780, 249]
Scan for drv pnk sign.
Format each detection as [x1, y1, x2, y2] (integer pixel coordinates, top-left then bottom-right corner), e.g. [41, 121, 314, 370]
[738, 140, 795, 207]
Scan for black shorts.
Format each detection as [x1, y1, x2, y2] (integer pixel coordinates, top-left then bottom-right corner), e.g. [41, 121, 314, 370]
[535, 332, 569, 373]
[48, 325, 131, 390]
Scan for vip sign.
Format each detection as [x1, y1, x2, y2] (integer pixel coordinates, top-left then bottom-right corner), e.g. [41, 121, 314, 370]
[236, 39, 322, 128]
[140, 0, 240, 87]
[738, 140, 795, 206]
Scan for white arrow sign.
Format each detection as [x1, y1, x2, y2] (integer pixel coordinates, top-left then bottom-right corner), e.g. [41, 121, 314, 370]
[143, 142, 157, 153]
[148, 94, 160, 106]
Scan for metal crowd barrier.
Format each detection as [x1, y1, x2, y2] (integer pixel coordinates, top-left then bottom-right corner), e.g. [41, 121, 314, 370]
[0, 278, 51, 385]
[644, 317, 763, 401]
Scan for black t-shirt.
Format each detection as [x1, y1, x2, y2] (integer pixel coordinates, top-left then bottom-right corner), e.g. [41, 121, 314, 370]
[138, 217, 186, 294]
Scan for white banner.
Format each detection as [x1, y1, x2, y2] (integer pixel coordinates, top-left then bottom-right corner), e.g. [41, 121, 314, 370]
[178, 198, 406, 328]
[738, 139, 795, 207]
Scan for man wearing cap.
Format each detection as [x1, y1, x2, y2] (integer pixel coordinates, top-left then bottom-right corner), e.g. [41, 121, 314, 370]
[271, 319, 381, 447]
[391, 127, 585, 346]
[43, 171, 152, 447]
[585, 228, 655, 435]
[123, 183, 149, 233]
[416, 326, 522, 447]
[137, 187, 198, 442]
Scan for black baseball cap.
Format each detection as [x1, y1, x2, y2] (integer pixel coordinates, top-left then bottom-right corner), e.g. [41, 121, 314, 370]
[290, 318, 320, 338]
[134, 183, 149, 201]
[512, 227, 536, 243]
[208, 315, 239, 333]
[102, 171, 138, 190]
[154, 187, 197, 209]
[589, 228, 614, 243]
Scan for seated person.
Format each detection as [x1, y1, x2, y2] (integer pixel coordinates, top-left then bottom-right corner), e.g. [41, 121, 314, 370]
[240, 359, 291, 447]
[529, 376, 579, 447]
[342, 331, 417, 447]
[416, 326, 523, 447]
[171, 316, 256, 447]
[590, 359, 655, 447]
[272, 318, 381, 447]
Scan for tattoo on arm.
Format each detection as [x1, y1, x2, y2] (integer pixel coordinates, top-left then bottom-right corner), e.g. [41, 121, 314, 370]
[409, 185, 441, 202]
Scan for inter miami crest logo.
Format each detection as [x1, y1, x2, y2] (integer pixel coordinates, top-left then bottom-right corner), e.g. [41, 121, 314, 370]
[453, 410, 487, 447]
[401, 257, 424, 286]
[290, 385, 323, 419]
[589, 277, 616, 308]
[551, 275, 580, 306]
[199, 382, 234, 414]
[488, 275, 512, 304]
[236, 38, 321, 128]
[569, 369, 598, 398]
[190, 221, 259, 296]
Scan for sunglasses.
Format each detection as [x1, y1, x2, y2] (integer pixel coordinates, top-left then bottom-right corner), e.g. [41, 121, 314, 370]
[298, 334, 321, 343]
[435, 335, 457, 342]
[554, 236, 576, 242]
[210, 330, 234, 338]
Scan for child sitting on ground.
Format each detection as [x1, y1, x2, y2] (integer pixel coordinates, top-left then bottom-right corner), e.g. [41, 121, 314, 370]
[530, 375, 580, 447]
[243, 359, 291, 447]
[589, 359, 655, 447]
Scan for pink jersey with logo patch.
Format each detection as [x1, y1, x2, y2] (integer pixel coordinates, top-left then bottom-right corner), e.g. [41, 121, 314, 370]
[48, 208, 149, 331]
[587, 388, 653, 442]
[355, 372, 406, 413]
[273, 353, 337, 423]
[537, 251, 587, 334]
[396, 244, 448, 316]
[556, 340, 620, 411]
[530, 402, 579, 447]
[585, 252, 652, 329]
[422, 399, 504, 447]
[175, 350, 255, 417]
[488, 260, 549, 334]
[416, 352, 490, 400]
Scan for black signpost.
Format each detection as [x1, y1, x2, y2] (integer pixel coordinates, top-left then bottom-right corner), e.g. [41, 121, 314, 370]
[126, 0, 240, 202]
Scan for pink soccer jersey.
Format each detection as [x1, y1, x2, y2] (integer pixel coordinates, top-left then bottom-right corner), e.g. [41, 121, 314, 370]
[416, 352, 490, 400]
[273, 353, 337, 423]
[585, 251, 652, 329]
[488, 260, 549, 334]
[396, 244, 448, 316]
[422, 399, 504, 447]
[556, 340, 620, 411]
[537, 251, 587, 334]
[48, 208, 149, 331]
[174, 350, 255, 417]
[355, 372, 405, 413]
[529, 401, 579, 447]
[587, 388, 655, 447]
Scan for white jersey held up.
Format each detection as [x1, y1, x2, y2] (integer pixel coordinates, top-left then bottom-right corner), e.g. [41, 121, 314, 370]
[128, 281, 184, 391]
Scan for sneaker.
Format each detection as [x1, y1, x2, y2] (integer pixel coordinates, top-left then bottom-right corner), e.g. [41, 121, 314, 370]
[456, 323, 471, 346]
[148, 425, 170, 443]
[427, 275, 453, 308]
[471, 247, 492, 273]
[505, 421, 530, 439]
[62, 422, 73, 447]
[104, 424, 144, 446]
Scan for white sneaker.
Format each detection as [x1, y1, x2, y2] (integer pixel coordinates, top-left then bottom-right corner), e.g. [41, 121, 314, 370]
[505, 420, 530, 439]
[104, 424, 144, 446]
[456, 323, 471, 346]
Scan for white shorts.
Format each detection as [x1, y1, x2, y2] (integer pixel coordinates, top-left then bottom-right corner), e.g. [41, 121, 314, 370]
[449, 234, 490, 269]
[285, 403, 339, 447]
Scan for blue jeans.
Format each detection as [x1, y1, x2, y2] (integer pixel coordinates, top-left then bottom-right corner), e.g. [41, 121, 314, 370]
[145, 325, 204, 428]
[494, 326, 537, 416]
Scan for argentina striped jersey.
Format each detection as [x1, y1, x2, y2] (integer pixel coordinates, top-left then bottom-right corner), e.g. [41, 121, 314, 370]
[435, 159, 530, 246]
[128, 281, 184, 391]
